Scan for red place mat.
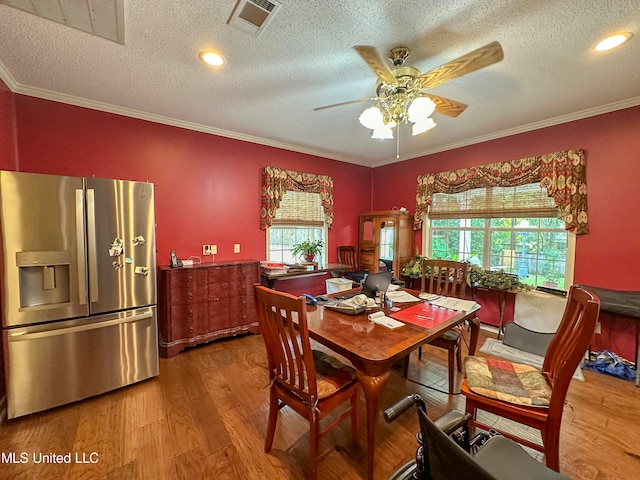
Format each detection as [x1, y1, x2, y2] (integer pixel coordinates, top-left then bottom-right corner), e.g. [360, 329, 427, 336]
[390, 303, 458, 328]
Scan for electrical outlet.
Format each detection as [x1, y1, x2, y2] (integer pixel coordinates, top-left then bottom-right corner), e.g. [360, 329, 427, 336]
[203, 244, 211, 256]
[234, 243, 240, 253]
[594, 321, 601, 334]
[211, 244, 217, 255]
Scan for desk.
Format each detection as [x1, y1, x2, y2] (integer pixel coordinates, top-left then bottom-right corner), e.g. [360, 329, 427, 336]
[306, 290, 480, 479]
[261, 263, 351, 288]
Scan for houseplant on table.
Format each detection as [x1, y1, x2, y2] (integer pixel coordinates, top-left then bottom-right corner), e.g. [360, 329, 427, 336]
[291, 239, 324, 263]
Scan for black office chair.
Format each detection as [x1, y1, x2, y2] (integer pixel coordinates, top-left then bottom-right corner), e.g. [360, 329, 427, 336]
[385, 394, 568, 480]
[337, 246, 368, 284]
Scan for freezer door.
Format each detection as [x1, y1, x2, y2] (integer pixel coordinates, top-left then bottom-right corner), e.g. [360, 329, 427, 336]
[5, 307, 159, 419]
[85, 178, 156, 314]
[0, 171, 89, 327]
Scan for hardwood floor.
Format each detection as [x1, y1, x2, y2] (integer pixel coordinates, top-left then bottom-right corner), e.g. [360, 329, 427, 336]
[1, 328, 639, 479]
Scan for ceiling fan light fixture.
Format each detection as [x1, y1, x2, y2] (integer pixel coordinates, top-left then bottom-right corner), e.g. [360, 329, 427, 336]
[594, 33, 632, 51]
[359, 106, 385, 130]
[372, 127, 394, 139]
[408, 96, 436, 122]
[412, 117, 437, 136]
[317, 41, 503, 148]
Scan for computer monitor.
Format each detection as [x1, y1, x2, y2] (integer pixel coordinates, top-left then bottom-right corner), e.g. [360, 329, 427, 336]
[361, 271, 393, 298]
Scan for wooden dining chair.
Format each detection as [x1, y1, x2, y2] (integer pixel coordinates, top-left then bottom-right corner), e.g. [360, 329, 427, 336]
[254, 285, 360, 480]
[461, 285, 600, 471]
[405, 259, 470, 393]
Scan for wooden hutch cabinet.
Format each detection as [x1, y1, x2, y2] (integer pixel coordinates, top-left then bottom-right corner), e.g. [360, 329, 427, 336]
[157, 260, 260, 357]
[359, 210, 414, 275]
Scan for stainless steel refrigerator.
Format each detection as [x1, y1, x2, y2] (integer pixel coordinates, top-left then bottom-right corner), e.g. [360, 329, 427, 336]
[0, 171, 159, 419]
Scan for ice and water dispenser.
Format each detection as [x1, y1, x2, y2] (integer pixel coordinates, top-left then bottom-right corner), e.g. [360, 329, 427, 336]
[16, 251, 71, 309]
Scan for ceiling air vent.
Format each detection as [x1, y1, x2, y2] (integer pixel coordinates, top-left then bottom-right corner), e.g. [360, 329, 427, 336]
[227, 0, 281, 37]
[0, 0, 125, 44]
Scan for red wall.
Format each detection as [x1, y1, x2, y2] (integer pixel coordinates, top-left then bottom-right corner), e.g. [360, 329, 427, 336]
[372, 107, 640, 360]
[12, 96, 372, 269]
[0, 79, 17, 171]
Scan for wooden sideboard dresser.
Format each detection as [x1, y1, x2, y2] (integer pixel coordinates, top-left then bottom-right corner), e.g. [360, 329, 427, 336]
[157, 260, 260, 357]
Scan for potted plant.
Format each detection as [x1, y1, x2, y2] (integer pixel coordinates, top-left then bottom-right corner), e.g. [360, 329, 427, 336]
[291, 239, 324, 263]
[401, 255, 427, 277]
[469, 266, 532, 291]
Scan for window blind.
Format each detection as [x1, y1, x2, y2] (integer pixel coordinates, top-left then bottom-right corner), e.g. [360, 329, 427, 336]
[273, 190, 324, 226]
[430, 183, 558, 219]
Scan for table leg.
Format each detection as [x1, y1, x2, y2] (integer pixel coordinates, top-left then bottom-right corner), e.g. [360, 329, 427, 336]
[468, 316, 481, 355]
[355, 370, 391, 480]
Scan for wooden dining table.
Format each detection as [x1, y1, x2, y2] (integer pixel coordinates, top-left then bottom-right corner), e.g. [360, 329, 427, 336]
[305, 289, 480, 479]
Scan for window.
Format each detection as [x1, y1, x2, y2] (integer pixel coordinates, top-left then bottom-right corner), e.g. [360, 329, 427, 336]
[424, 184, 575, 289]
[379, 223, 394, 261]
[267, 190, 327, 264]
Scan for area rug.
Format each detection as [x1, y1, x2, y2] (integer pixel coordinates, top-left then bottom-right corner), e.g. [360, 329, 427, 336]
[479, 337, 584, 382]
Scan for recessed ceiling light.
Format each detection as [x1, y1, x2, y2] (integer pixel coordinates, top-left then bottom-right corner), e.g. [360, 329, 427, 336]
[594, 33, 632, 51]
[200, 51, 225, 66]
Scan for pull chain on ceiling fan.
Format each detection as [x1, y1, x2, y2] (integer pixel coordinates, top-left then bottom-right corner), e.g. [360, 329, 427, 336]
[314, 41, 504, 157]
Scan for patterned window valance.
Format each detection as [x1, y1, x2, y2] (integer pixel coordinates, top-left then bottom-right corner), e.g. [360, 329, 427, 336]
[414, 149, 589, 234]
[260, 166, 334, 230]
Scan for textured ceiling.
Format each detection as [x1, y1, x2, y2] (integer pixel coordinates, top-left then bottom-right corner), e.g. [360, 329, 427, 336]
[1, 0, 639, 167]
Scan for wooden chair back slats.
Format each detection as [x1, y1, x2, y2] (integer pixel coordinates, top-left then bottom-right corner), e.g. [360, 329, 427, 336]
[255, 286, 317, 402]
[337, 246, 358, 272]
[421, 259, 468, 299]
[542, 286, 600, 417]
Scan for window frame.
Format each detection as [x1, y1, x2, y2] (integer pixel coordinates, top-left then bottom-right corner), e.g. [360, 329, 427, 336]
[422, 215, 576, 288]
[266, 224, 328, 265]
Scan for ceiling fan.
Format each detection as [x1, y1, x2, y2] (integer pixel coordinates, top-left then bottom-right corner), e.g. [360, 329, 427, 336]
[314, 41, 504, 142]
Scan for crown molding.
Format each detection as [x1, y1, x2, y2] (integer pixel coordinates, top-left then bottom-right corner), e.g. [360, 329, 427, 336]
[4, 76, 371, 167]
[3, 60, 638, 170]
[0, 61, 18, 91]
[373, 96, 640, 167]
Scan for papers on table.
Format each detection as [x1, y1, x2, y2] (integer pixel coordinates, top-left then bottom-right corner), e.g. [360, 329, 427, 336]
[385, 290, 421, 303]
[427, 296, 477, 311]
[367, 311, 404, 329]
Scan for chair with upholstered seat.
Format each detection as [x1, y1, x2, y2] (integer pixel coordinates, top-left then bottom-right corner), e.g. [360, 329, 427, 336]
[254, 284, 360, 480]
[404, 259, 470, 393]
[461, 285, 600, 472]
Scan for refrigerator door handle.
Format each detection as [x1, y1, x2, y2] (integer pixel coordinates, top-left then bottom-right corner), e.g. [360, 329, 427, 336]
[86, 188, 99, 303]
[76, 189, 88, 305]
[8, 310, 154, 341]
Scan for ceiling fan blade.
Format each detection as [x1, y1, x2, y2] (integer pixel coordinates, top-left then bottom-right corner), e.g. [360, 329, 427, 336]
[418, 41, 504, 90]
[313, 97, 378, 111]
[422, 94, 468, 117]
[353, 45, 398, 85]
